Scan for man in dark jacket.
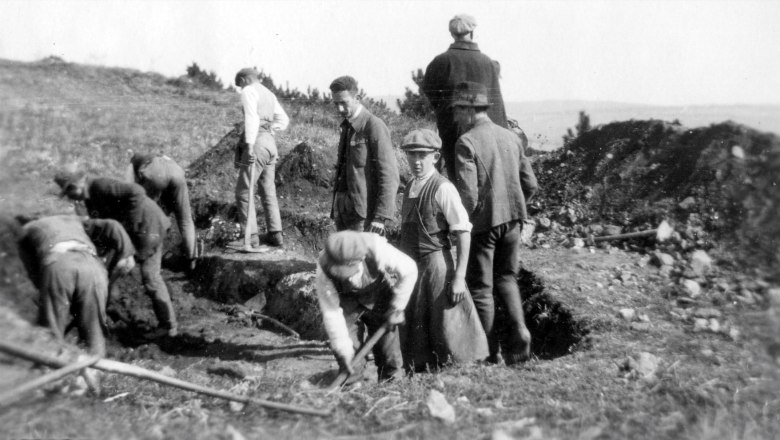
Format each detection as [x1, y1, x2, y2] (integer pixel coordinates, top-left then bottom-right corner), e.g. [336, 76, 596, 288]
[423, 14, 508, 179]
[55, 172, 178, 338]
[451, 82, 538, 365]
[127, 151, 196, 264]
[329, 76, 399, 235]
[18, 215, 134, 356]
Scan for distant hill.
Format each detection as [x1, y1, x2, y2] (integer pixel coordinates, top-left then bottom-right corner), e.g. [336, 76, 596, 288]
[505, 101, 780, 150]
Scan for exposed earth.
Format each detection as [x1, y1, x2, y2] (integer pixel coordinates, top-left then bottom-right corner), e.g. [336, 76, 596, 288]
[1, 58, 779, 439]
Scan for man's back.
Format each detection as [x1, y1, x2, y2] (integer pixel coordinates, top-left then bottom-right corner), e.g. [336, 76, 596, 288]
[454, 119, 529, 233]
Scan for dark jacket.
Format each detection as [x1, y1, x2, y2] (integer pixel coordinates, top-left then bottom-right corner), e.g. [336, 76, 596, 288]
[454, 119, 538, 234]
[333, 107, 399, 223]
[423, 41, 507, 176]
[84, 177, 170, 257]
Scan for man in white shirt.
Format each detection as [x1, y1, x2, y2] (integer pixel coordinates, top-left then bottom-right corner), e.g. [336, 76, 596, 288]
[315, 231, 417, 383]
[233, 68, 290, 247]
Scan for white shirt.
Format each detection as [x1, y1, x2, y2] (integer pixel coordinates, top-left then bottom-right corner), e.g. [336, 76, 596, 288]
[315, 234, 417, 361]
[241, 83, 290, 146]
[407, 169, 473, 232]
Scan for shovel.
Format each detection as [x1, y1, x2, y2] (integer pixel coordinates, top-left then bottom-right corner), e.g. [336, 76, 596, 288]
[227, 156, 271, 254]
[326, 322, 391, 391]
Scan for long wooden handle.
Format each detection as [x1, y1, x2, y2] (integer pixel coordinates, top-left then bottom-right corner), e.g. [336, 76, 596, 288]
[0, 340, 329, 417]
[328, 323, 390, 390]
[0, 355, 100, 406]
[244, 158, 256, 248]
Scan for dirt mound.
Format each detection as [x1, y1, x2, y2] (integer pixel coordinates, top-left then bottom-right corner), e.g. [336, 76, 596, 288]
[532, 119, 780, 275]
[275, 141, 333, 189]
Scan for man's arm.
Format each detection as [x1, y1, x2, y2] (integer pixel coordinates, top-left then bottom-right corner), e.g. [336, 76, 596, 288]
[270, 96, 290, 132]
[83, 218, 135, 273]
[315, 264, 354, 365]
[518, 142, 538, 201]
[241, 86, 260, 147]
[422, 57, 449, 112]
[367, 118, 399, 226]
[371, 235, 418, 313]
[435, 181, 472, 303]
[454, 139, 479, 215]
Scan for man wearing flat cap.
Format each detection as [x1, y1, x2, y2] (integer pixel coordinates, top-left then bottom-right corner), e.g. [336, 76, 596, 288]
[55, 171, 178, 338]
[422, 13, 508, 180]
[329, 75, 399, 236]
[451, 81, 538, 366]
[233, 67, 290, 248]
[315, 230, 417, 383]
[398, 129, 488, 372]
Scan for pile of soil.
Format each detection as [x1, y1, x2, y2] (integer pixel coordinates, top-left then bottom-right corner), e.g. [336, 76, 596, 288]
[529, 119, 780, 277]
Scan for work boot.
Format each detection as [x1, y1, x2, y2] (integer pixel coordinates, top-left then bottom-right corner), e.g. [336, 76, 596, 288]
[260, 231, 283, 247]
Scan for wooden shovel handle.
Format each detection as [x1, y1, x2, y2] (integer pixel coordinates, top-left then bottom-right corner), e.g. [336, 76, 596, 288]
[328, 323, 391, 390]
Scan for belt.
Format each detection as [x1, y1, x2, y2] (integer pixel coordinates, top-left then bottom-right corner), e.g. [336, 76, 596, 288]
[49, 240, 97, 256]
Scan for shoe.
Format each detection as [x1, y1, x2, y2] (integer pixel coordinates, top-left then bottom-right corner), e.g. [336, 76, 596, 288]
[260, 231, 283, 247]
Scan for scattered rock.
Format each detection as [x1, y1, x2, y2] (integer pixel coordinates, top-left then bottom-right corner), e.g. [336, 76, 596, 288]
[228, 401, 246, 413]
[568, 237, 585, 248]
[693, 318, 709, 332]
[630, 322, 652, 332]
[731, 145, 745, 159]
[680, 279, 701, 297]
[652, 252, 675, 267]
[157, 366, 177, 377]
[692, 308, 721, 319]
[536, 217, 552, 231]
[621, 352, 661, 380]
[708, 318, 721, 333]
[426, 389, 456, 423]
[678, 197, 696, 210]
[618, 308, 636, 321]
[689, 250, 713, 276]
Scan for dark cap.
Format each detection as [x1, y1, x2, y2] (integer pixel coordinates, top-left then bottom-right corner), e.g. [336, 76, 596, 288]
[401, 129, 442, 152]
[451, 81, 492, 108]
[53, 170, 85, 196]
[318, 231, 370, 279]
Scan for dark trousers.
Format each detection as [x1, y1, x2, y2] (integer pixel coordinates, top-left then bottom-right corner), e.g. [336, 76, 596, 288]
[467, 220, 529, 358]
[339, 292, 403, 381]
[137, 233, 176, 331]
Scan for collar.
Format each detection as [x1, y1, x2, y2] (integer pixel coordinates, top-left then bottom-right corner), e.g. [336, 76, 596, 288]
[414, 168, 436, 182]
[345, 104, 370, 131]
[449, 41, 480, 51]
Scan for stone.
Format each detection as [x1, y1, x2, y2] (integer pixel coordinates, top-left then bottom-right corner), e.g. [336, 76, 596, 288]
[678, 197, 696, 210]
[693, 318, 709, 332]
[630, 322, 652, 332]
[426, 390, 456, 423]
[588, 224, 604, 236]
[731, 145, 745, 159]
[652, 252, 675, 267]
[568, 237, 585, 248]
[618, 308, 636, 321]
[690, 250, 713, 276]
[692, 307, 722, 319]
[622, 352, 661, 380]
[680, 279, 701, 297]
[536, 217, 552, 230]
[767, 288, 780, 308]
[708, 318, 721, 333]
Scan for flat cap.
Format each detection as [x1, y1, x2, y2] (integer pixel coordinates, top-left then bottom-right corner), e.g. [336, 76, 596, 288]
[449, 14, 477, 35]
[401, 129, 442, 151]
[319, 231, 370, 280]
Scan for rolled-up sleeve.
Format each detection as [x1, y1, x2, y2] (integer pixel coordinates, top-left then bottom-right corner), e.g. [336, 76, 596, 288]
[315, 263, 353, 360]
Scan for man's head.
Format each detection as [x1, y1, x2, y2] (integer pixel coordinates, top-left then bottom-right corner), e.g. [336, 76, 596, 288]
[54, 170, 87, 200]
[449, 14, 476, 40]
[235, 67, 259, 89]
[319, 231, 371, 285]
[329, 76, 361, 119]
[451, 81, 491, 130]
[401, 129, 442, 178]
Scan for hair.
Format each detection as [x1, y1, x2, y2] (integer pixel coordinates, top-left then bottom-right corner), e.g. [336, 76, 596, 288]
[329, 76, 359, 94]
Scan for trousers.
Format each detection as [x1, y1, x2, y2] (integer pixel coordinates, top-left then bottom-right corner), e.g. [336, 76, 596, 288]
[235, 132, 282, 235]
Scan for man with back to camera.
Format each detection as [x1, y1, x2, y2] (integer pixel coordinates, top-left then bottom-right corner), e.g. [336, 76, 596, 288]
[423, 14, 508, 179]
[232, 67, 289, 248]
[451, 81, 538, 365]
[329, 75, 399, 235]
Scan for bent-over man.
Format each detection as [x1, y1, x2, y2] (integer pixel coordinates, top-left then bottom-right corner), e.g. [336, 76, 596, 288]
[127, 151, 196, 264]
[18, 215, 134, 356]
[55, 172, 177, 338]
[316, 231, 417, 382]
[451, 82, 538, 365]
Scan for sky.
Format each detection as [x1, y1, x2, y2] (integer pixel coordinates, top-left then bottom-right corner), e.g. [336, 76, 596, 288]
[1, 0, 779, 106]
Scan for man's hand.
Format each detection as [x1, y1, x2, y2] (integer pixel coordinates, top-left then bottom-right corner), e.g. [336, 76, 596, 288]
[367, 221, 386, 236]
[384, 309, 405, 328]
[449, 276, 468, 304]
[334, 351, 354, 375]
[114, 256, 135, 276]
